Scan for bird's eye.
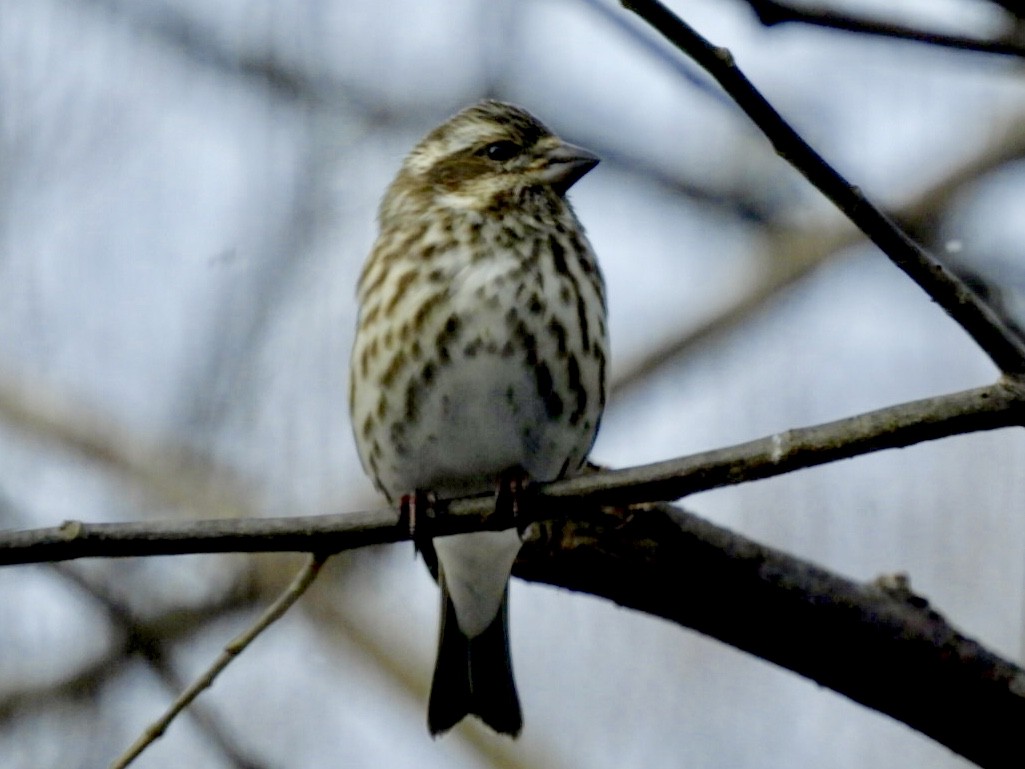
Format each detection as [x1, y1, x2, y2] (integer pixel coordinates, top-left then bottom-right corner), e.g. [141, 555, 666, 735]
[480, 141, 521, 162]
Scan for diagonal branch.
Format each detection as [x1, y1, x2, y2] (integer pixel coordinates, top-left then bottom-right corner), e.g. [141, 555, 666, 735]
[619, 0, 1025, 376]
[2, 379, 1022, 565]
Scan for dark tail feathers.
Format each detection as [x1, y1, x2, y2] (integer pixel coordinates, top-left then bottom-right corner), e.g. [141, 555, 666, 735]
[427, 583, 522, 737]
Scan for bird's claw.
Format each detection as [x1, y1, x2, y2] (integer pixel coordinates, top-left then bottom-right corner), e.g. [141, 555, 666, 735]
[495, 468, 537, 540]
[400, 489, 438, 558]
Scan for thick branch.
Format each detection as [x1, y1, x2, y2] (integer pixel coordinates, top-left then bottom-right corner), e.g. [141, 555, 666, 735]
[2, 381, 1021, 565]
[620, 0, 1025, 375]
[516, 502, 1025, 769]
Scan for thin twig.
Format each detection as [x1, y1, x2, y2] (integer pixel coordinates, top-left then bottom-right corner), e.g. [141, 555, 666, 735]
[744, 0, 1025, 58]
[109, 553, 328, 769]
[620, 0, 1025, 376]
[3, 380, 1022, 565]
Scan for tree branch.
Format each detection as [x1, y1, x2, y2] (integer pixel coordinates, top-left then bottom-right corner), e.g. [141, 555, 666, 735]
[2, 380, 1021, 566]
[743, 0, 1025, 58]
[1, 380, 1022, 765]
[620, 0, 1025, 376]
[516, 502, 1025, 769]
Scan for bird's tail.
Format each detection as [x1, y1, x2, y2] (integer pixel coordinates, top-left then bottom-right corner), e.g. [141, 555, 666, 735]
[427, 582, 522, 737]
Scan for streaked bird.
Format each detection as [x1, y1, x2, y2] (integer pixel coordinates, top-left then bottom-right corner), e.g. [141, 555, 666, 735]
[349, 99, 608, 736]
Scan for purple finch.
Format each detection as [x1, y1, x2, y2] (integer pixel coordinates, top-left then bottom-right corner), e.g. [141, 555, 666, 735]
[349, 100, 608, 736]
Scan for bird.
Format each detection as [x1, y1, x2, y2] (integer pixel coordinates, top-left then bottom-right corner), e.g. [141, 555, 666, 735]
[349, 99, 608, 737]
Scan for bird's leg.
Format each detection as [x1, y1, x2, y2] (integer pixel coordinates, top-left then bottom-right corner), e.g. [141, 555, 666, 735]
[495, 467, 537, 540]
[400, 489, 438, 562]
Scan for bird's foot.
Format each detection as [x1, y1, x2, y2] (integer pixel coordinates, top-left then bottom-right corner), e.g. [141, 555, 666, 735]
[495, 467, 537, 540]
[399, 489, 438, 559]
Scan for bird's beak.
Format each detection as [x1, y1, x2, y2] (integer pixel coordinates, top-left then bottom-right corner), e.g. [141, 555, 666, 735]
[539, 141, 600, 196]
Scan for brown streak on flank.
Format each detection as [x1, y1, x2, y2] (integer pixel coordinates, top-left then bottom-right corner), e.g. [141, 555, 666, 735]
[373, 221, 428, 265]
[534, 361, 563, 420]
[568, 232, 592, 273]
[436, 314, 462, 347]
[359, 260, 388, 300]
[527, 237, 543, 267]
[558, 284, 571, 307]
[575, 290, 591, 353]
[548, 235, 568, 277]
[362, 303, 380, 327]
[360, 345, 371, 380]
[585, 265, 606, 309]
[380, 350, 408, 389]
[566, 353, 587, 426]
[411, 290, 446, 334]
[548, 317, 567, 355]
[404, 377, 420, 421]
[385, 269, 419, 314]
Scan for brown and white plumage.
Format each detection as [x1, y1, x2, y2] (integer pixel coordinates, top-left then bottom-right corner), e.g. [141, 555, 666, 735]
[349, 100, 608, 736]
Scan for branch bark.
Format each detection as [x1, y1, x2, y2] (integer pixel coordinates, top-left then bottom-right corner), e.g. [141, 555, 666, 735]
[0, 383, 1022, 765]
[2, 380, 1022, 566]
[517, 502, 1025, 769]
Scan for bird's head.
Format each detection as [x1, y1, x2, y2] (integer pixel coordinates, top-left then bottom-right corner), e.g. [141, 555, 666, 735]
[382, 100, 598, 220]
